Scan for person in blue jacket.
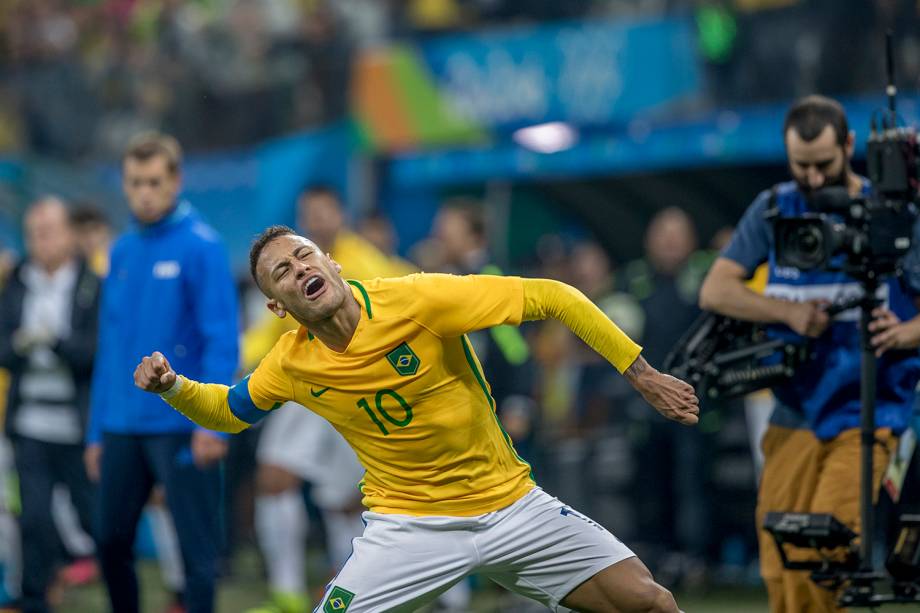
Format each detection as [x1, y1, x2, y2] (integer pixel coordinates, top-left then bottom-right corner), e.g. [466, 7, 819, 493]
[84, 133, 239, 613]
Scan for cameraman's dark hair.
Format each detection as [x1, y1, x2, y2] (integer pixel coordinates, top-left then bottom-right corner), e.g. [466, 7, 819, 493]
[250, 225, 296, 290]
[784, 95, 849, 146]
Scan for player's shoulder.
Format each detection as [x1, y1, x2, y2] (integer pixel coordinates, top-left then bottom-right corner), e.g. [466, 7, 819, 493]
[273, 328, 303, 352]
[346, 273, 449, 318]
[354, 272, 459, 295]
[261, 327, 303, 365]
[346, 275, 415, 316]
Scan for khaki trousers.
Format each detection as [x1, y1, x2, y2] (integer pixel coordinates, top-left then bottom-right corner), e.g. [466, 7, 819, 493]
[756, 425, 896, 613]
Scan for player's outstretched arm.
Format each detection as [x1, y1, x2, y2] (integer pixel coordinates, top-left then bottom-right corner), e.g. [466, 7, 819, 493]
[134, 352, 250, 433]
[521, 278, 699, 425]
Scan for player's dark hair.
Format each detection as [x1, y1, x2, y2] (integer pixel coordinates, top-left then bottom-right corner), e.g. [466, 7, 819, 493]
[250, 225, 297, 289]
[783, 95, 849, 146]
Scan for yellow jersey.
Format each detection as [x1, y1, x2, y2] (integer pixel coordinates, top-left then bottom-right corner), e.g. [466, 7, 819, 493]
[244, 274, 533, 516]
[164, 274, 642, 517]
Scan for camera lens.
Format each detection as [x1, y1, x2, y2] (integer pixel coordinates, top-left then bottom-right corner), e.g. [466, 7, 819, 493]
[798, 226, 822, 254]
[774, 217, 831, 270]
[785, 224, 826, 269]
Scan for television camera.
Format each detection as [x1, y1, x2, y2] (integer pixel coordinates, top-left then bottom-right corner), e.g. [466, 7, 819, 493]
[665, 34, 920, 607]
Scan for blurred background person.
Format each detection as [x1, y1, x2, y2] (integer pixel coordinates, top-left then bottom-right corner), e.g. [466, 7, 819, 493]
[618, 207, 711, 585]
[85, 133, 239, 613]
[0, 240, 18, 609]
[432, 199, 533, 422]
[70, 199, 186, 610]
[0, 197, 101, 613]
[357, 212, 402, 258]
[68, 204, 112, 278]
[568, 239, 645, 433]
[0, 249, 14, 289]
[299, 185, 415, 280]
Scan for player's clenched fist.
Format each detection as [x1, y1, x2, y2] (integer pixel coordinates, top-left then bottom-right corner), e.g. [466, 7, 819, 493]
[625, 356, 700, 426]
[134, 351, 177, 393]
[640, 372, 701, 426]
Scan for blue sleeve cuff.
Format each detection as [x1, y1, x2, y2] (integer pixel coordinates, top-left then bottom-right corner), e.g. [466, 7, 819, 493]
[227, 375, 276, 425]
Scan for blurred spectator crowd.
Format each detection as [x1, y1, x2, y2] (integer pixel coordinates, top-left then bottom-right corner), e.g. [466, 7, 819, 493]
[0, 0, 356, 157]
[1, 0, 919, 158]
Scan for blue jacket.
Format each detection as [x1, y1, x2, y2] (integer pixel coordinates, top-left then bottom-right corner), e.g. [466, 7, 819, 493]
[86, 202, 239, 443]
[724, 180, 920, 440]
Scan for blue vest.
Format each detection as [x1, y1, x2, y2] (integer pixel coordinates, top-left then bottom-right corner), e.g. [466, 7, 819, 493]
[765, 181, 920, 440]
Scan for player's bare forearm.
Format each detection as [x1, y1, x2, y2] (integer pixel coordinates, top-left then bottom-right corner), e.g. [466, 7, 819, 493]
[134, 352, 249, 433]
[624, 355, 700, 426]
[623, 354, 650, 383]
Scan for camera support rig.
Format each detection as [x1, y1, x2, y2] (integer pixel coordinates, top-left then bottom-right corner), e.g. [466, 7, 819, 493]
[765, 32, 920, 608]
[664, 32, 920, 606]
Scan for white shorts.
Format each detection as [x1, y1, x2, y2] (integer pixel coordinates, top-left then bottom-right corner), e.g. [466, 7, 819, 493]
[315, 487, 635, 612]
[257, 402, 365, 509]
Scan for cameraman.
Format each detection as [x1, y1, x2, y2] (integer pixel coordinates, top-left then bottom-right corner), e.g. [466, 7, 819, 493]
[700, 95, 920, 613]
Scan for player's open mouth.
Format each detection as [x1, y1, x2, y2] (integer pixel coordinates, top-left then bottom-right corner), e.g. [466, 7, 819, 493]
[304, 275, 326, 300]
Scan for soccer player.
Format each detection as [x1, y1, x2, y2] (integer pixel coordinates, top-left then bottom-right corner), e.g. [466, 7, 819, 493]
[134, 226, 699, 612]
[245, 186, 415, 613]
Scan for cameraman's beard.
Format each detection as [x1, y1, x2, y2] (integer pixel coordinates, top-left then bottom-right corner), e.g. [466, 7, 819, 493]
[795, 167, 850, 197]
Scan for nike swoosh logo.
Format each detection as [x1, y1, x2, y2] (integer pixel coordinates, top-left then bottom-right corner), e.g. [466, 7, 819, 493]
[310, 387, 331, 398]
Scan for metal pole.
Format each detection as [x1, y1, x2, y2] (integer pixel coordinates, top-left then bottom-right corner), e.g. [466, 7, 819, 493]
[859, 277, 879, 572]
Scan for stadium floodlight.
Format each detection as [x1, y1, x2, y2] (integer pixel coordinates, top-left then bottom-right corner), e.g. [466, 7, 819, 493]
[512, 122, 578, 154]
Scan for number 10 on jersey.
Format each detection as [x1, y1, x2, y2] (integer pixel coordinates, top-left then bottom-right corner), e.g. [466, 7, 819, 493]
[358, 389, 413, 435]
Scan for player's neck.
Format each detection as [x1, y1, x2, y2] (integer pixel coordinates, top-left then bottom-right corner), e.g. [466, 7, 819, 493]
[305, 292, 362, 353]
